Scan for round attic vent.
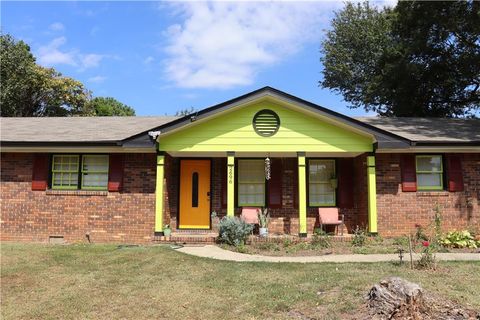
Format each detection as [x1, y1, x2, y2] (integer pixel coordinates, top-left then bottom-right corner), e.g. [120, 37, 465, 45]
[252, 109, 280, 137]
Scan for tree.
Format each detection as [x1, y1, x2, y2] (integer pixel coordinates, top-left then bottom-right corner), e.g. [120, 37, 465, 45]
[1, 34, 92, 117]
[87, 97, 135, 116]
[175, 107, 197, 116]
[321, 1, 480, 117]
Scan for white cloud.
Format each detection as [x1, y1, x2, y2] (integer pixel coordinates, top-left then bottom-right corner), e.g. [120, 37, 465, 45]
[37, 37, 76, 66]
[36, 37, 107, 70]
[88, 75, 107, 83]
[49, 22, 65, 32]
[162, 2, 340, 89]
[80, 54, 105, 69]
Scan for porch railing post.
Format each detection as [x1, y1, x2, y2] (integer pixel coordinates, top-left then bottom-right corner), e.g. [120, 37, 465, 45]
[297, 152, 307, 237]
[227, 151, 235, 217]
[367, 155, 378, 233]
[154, 152, 165, 235]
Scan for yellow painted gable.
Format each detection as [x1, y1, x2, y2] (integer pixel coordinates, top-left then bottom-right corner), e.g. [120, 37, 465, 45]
[159, 99, 373, 153]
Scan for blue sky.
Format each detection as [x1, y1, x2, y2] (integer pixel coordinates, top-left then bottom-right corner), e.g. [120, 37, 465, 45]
[2, 1, 392, 116]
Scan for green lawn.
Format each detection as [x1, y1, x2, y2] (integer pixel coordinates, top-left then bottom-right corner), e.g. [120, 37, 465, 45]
[1, 243, 479, 320]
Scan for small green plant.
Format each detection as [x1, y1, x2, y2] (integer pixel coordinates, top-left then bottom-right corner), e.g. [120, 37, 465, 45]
[311, 229, 331, 249]
[218, 216, 254, 246]
[236, 244, 250, 254]
[440, 230, 479, 248]
[282, 238, 293, 248]
[286, 242, 309, 254]
[256, 242, 280, 251]
[393, 236, 409, 247]
[257, 208, 270, 228]
[351, 226, 367, 247]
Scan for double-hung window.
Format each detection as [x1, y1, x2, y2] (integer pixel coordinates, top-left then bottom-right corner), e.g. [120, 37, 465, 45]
[237, 159, 265, 207]
[81, 155, 109, 190]
[52, 155, 80, 190]
[416, 155, 443, 190]
[308, 159, 336, 206]
[51, 154, 109, 190]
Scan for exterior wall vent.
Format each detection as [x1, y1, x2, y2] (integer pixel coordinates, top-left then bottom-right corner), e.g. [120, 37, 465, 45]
[252, 109, 280, 137]
[49, 235, 65, 244]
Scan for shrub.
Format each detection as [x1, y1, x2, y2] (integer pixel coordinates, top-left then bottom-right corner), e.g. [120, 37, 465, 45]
[351, 226, 368, 247]
[311, 229, 331, 249]
[218, 216, 253, 246]
[440, 230, 478, 249]
[416, 241, 436, 270]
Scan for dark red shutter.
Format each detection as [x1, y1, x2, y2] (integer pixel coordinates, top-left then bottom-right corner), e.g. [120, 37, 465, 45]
[32, 154, 49, 191]
[221, 158, 227, 208]
[293, 160, 298, 208]
[337, 158, 354, 208]
[268, 158, 283, 209]
[400, 154, 417, 192]
[446, 154, 464, 192]
[108, 154, 125, 192]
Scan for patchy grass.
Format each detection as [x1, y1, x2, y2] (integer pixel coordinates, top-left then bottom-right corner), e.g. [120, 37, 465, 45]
[1, 243, 479, 319]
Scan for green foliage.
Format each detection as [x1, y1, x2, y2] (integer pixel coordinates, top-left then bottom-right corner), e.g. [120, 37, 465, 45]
[414, 224, 428, 242]
[87, 97, 135, 116]
[440, 230, 479, 249]
[218, 216, 253, 247]
[1, 33, 92, 117]
[321, 1, 480, 117]
[311, 229, 331, 249]
[393, 236, 409, 248]
[257, 208, 270, 228]
[255, 242, 280, 252]
[351, 226, 368, 247]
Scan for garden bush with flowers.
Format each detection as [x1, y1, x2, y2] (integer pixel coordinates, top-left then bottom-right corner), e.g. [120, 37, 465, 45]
[440, 230, 480, 249]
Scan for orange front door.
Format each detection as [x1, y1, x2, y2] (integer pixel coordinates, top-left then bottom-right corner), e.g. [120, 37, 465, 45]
[179, 160, 211, 229]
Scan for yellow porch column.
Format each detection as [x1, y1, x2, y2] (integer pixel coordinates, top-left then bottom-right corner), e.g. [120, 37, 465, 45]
[227, 152, 235, 217]
[154, 153, 165, 234]
[297, 152, 307, 237]
[367, 155, 378, 233]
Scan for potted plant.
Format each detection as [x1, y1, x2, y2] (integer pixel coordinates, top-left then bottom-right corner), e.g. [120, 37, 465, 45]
[329, 174, 338, 189]
[163, 224, 172, 237]
[257, 208, 270, 237]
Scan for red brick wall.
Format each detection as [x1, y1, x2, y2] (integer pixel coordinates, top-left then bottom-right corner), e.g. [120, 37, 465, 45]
[376, 153, 480, 237]
[1, 152, 157, 243]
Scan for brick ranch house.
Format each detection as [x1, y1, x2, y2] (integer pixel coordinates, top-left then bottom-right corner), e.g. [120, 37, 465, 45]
[1, 87, 479, 243]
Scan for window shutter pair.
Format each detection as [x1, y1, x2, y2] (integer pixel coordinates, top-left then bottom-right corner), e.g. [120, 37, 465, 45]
[31, 153, 125, 192]
[220, 158, 283, 208]
[400, 154, 463, 192]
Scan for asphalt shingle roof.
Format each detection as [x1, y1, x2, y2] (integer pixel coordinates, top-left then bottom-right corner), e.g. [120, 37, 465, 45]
[1, 115, 478, 144]
[355, 117, 480, 143]
[0, 116, 178, 143]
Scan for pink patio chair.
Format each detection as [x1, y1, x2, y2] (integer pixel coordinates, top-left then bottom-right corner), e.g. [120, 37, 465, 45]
[318, 208, 344, 235]
[240, 207, 259, 224]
